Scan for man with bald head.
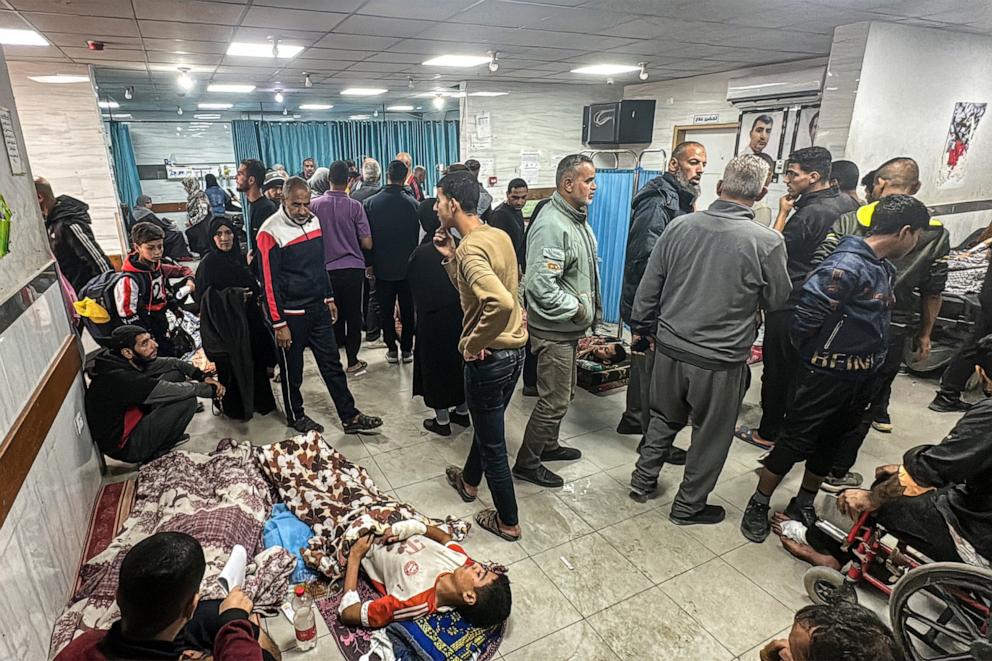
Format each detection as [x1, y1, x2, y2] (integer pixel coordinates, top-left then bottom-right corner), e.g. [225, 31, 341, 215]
[813, 156, 950, 491]
[396, 151, 424, 201]
[35, 176, 113, 292]
[618, 141, 707, 440]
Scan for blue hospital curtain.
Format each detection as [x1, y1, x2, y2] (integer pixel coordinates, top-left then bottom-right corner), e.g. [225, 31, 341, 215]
[587, 169, 641, 325]
[107, 122, 142, 209]
[231, 119, 262, 163]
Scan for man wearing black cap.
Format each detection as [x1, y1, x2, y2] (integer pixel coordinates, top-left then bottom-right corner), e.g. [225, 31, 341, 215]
[85, 325, 224, 463]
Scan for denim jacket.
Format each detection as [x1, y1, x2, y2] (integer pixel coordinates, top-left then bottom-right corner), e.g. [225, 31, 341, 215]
[791, 236, 895, 378]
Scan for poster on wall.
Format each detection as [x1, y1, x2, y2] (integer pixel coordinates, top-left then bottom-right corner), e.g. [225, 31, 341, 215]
[735, 110, 785, 159]
[0, 107, 25, 175]
[791, 106, 820, 152]
[473, 111, 492, 149]
[937, 101, 987, 190]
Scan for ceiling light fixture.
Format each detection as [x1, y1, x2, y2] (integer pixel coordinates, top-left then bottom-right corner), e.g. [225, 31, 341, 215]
[124, 86, 133, 100]
[177, 67, 195, 91]
[408, 76, 415, 89]
[177, 106, 184, 115]
[468, 91, 509, 97]
[488, 51, 499, 73]
[373, 109, 379, 117]
[28, 74, 90, 84]
[283, 107, 288, 116]
[226, 41, 303, 59]
[423, 54, 491, 68]
[387, 105, 414, 111]
[194, 113, 221, 119]
[341, 87, 387, 96]
[571, 64, 641, 75]
[207, 83, 255, 93]
[304, 72, 312, 88]
[638, 62, 648, 81]
[274, 89, 284, 103]
[432, 95, 445, 110]
[198, 102, 233, 109]
[0, 28, 48, 46]
[98, 100, 119, 109]
[102, 113, 132, 119]
[299, 103, 333, 110]
[349, 114, 370, 120]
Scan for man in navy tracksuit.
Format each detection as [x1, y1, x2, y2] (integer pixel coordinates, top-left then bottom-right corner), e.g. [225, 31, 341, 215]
[741, 195, 932, 543]
[256, 177, 383, 435]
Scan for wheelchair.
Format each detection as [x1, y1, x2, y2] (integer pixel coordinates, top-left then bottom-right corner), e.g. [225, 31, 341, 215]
[803, 511, 992, 660]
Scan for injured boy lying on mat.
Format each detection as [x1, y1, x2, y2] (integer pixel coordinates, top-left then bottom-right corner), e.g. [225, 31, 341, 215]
[255, 433, 512, 631]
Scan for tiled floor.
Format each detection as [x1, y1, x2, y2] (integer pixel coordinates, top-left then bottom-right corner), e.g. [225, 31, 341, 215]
[167, 343, 963, 660]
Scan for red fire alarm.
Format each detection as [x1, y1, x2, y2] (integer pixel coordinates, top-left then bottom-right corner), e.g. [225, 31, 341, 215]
[86, 40, 105, 51]
[488, 176, 497, 186]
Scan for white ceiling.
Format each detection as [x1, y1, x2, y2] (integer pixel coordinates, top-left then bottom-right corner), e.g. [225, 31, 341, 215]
[2, 0, 991, 118]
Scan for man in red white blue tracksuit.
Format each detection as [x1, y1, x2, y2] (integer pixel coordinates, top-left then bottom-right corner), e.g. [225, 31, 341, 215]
[255, 176, 383, 435]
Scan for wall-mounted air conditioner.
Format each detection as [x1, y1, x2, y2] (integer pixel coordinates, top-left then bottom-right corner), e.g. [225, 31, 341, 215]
[726, 67, 825, 105]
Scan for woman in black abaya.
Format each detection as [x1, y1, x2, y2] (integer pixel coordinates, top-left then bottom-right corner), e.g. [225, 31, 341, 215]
[195, 217, 276, 420]
[407, 198, 469, 436]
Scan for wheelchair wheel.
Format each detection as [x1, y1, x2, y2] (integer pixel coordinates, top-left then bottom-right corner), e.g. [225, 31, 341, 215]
[804, 566, 856, 606]
[889, 562, 992, 661]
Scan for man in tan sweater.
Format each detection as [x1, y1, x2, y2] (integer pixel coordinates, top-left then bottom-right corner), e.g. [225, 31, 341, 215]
[434, 170, 528, 542]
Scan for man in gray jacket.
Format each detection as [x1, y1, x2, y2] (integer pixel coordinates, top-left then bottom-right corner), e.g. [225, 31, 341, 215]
[629, 155, 790, 525]
[618, 141, 706, 438]
[513, 154, 602, 488]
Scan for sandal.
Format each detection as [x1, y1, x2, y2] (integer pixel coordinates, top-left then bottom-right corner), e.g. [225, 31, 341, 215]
[445, 466, 476, 502]
[343, 413, 383, 434]
[475, 508, 520, 542]
[734, 425, 775, 450]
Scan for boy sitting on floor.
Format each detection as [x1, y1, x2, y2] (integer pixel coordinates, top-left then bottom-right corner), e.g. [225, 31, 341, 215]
[760, 602, 899, 661]
[56, 531, 280, 660]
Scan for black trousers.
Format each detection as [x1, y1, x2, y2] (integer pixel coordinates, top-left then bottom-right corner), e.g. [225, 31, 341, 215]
[830, 325, 909, 477]
[522, 338, 538, 388]
[329, 268, 365, 366]
[147, 310, 176, 358]
[375, 278, 414, 353]
[763, 368, 873, 478]
[275, 304, 358, 425]
[758, 309, 799, 441]
[111, 397, 196, 463]
[363, 273, 380, 336]
[940, 309, 990, 398]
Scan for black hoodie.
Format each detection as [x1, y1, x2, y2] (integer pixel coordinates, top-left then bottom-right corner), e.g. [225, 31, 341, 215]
[46, 195, 113, 292]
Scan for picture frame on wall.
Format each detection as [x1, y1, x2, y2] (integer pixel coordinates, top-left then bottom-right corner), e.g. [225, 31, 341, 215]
[735, 108, 789, 182]
[788, 104, 821, 153]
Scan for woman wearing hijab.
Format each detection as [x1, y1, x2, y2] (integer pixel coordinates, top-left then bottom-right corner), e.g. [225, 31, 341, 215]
[182, 175, 213, 255]
[309, 167, 331, 196]
[195, 217, 276, 420]
[407, 197, 469, 436]
[204, 173, 229, 217]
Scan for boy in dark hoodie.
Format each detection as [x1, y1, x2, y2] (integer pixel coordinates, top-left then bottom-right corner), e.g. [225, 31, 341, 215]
[741, 195, 932, 543]
[115, 222, 195, 357]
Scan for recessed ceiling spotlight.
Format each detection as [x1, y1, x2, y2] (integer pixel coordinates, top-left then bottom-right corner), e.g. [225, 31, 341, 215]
[606, 77, 615, 86]
[304, 72, 312, 88]
[488, 51, 499, 73]
[571, 64, 641, 75]
[0, 28, 48, 46]
[299, 104, 333, 110]
[177, 67, 194, 91]
[432, 95, 445, 109]
[274, 89, 284, 103]
[177, 106, 184, 115]
[387, 105, 414, 111]
[341, 88, 387, 96]
[98, 100, 119, 109]
[198, 102, 233, 109]
[226, 41, 303, 59]
[29, 74, 89, 84]
[208, 83, 255, 93]
[124, 86, 133, 100]
[638, 62, 648, 81]
[423, 54, 491, 68]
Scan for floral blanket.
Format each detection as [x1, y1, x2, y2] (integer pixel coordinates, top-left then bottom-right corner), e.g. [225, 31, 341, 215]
[50, 440, 295, 657]
[254, 432, 469, 581]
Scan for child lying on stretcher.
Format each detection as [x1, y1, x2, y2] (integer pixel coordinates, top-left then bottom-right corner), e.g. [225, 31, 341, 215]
[577, 335, 627, 365]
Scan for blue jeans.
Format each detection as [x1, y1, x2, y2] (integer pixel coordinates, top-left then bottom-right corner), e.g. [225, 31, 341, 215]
[462, 347, 524, 527]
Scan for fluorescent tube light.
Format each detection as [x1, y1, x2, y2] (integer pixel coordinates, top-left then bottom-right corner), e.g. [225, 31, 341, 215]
[0, 29, 48, 46]
[28, 74, 89, 84]
[207, 83, 255, 93]
[198, 102, 233, 109]
[341, 88, 387, 96]
[570, 64, 641, 75]
[227, 42, 303, 58]
[422, 54, 491, 67]
[299, 104, 333, 110]
[98, 100, 119, 108]
[386, 105, 414, 111]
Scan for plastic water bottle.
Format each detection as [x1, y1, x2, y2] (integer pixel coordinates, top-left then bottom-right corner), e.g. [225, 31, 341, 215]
[292, 584, 318, 651]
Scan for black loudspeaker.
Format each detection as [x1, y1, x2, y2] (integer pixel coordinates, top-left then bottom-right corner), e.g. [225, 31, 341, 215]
[582, 100, 656, 145]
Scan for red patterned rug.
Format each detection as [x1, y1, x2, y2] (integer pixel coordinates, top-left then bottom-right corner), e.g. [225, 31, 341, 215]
[75, 479, 136, 590]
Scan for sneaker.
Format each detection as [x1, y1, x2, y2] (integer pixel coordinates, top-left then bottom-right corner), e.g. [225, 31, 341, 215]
[871, 414, 892, 433]
[670, 504, 726, 526]
[292, 415, 324, 434]
[449, 411, 471, 427]
[346, 360, 368, 376]
[616, 418, 642, 435]
[512, 465, 564, 488]
[401, 350, 414, 363]
[343, 413, 383, 434]
[785, 497, 817, 529]
[540, 446, 582, 462]
[928, 393, 972, 413]
[740, 497, 771, 542]
[423, 418, 451, 437]
[522, 385, 538, 397]
[820, 471, 864, 493]
[385, 350, 399, 364]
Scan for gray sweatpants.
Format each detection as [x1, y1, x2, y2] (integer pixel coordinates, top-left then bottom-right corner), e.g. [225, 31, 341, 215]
[514, 336, 577, 471]
[631, 350, 748, 518]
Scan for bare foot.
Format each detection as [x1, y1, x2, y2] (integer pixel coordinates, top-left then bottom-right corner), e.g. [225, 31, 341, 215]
[779, 537, 842, 570]
[770, 512, 792, 535]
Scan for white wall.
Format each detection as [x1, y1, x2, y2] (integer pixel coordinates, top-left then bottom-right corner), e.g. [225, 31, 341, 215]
[460, 81, 621, 190]
[7, 61, 125, 256]
[821, 21, 992, 244]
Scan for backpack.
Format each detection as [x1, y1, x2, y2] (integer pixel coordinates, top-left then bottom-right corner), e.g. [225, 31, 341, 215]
[75, 271, 139, 347]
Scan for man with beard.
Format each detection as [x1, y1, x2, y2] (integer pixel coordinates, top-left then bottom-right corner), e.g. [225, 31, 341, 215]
[629, 155, 789, 524]
[298, 157, 316, 180]
[256, 177, 383, 435]
[748, 115, 774, 156]
[236, 158, 275, 250]
[488, 178, 529, 271]
[85, 325, 224, 464]
[618, 141, 706, 439]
